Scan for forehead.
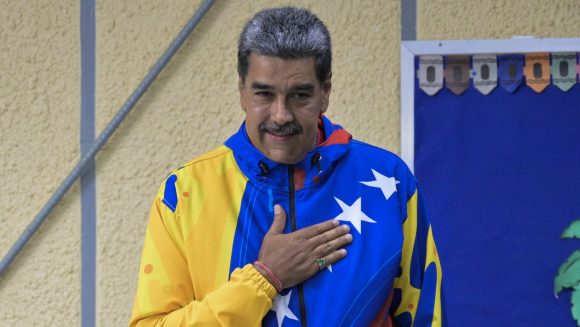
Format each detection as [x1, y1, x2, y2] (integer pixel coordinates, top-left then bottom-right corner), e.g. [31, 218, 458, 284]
[245, 53, 317, 86]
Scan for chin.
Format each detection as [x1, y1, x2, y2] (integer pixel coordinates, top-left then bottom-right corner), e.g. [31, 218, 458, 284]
[267, 152, 302, 165]
[269, 156, 297, 165]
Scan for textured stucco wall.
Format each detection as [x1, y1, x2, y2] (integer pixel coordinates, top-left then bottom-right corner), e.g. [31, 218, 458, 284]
[418, 0, 580, 39]
[1, 0, 578, 326]
[0, 0, 81, 325]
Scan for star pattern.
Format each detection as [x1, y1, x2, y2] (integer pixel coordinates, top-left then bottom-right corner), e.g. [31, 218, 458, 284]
[332, 197, 377, 234]
[271, 290, 298, 327]
[360, 169, 400, 201]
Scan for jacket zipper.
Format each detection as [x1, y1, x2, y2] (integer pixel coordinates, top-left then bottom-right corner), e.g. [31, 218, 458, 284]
[288, 165, 307, 327]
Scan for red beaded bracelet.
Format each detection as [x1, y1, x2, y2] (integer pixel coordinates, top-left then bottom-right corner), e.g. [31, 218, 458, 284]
[254, 261, 283, 292]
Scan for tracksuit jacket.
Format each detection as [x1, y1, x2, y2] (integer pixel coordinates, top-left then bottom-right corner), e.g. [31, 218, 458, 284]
[129, 116, 445, 326]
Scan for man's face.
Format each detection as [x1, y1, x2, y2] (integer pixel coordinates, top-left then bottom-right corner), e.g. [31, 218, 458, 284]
[239, 53, 331, 164]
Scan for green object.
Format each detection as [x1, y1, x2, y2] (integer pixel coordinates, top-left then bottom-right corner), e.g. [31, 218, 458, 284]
[562, 220, 580, 239]
[574, 285, 580, 324]
[555, 250, 580, 295]
[315, 257, 326, 271]
[551, 53, 577, 92]
[555, 219, 580, 326]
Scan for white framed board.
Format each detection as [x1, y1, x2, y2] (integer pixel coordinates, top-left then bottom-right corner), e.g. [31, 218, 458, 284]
[400, 38, 580, 326]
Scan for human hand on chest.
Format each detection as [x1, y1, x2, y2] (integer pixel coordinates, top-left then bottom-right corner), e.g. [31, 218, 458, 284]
[254, 204, 353, 291]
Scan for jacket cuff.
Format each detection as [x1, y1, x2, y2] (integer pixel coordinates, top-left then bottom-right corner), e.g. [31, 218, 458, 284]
[239, 264, 278, 300]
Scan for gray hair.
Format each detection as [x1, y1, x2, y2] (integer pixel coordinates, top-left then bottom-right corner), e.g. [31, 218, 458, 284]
[237, 7, 332, 84]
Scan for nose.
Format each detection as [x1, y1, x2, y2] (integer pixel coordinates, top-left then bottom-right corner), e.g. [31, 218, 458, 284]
[270, 97, 293, 125]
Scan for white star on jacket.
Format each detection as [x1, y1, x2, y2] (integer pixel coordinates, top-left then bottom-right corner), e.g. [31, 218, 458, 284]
[272, 290, 299, 327]
[332, 197, 377, 234]
[360, 169, 400, 201]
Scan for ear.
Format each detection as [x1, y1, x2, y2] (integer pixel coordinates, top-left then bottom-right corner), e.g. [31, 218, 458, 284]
[238, 77, 246, 112]
[320, 73, 332, 114]
[238, 77, 245, 95]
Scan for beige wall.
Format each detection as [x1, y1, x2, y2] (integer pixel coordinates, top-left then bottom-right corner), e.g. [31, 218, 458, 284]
[418, 0, 580, 40]
[0, 0, 81, 325]
[1, 0, 578, 325]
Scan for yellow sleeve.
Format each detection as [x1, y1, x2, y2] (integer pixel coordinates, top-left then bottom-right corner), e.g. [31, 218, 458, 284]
[392, 189, 446, 326]
[128, 195, 277, 326]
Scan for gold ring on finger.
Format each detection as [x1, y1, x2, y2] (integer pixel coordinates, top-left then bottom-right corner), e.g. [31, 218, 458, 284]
[315, 257, 326, 271]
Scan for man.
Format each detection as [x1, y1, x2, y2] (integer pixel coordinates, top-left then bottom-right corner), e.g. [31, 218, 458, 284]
[130, 7, 445, 327]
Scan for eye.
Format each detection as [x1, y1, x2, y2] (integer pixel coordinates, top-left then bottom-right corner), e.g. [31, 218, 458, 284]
[255, 91, 273, 97]
[291, 92, 311, 99]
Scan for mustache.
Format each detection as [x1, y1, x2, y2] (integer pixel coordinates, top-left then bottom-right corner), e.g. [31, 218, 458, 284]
[259, 122, 303, 136]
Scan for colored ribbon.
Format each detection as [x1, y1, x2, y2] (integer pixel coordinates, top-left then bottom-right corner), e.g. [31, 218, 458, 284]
[418, 55, 444, 96]
[472, 54, 498, 95]
[524, 53, 550, 93]
[498, 54, 524, 93]
[551, 52, 577, 92]
[577, 53, 580, 78]
[444, 55, 470, 95]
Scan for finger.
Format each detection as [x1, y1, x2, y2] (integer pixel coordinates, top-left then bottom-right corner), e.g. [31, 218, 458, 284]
[267, 204, 286, 235]
[313, 232, 352, 255]
[299, 219, 339, 239]
[313, 249, 347, 271]
[310, 224, 350, 247]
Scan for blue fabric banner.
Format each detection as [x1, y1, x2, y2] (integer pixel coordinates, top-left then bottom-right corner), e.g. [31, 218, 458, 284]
[414, 56, 580, 326]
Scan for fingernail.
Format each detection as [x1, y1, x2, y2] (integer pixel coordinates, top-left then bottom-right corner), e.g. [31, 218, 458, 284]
[343, 225, 350, 232]
[274, 205, 282, 215]
[340, 249, 347, 256]
[332, 219, 339, 226]
[345, 234, 353, 242]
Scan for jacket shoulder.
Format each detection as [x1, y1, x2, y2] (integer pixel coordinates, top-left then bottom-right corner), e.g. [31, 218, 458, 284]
[156, 146, 235, 196]
[180, 145, 233, 169]
[349, 140, 410, 169]
[349, 139, 417, 196]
